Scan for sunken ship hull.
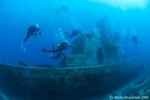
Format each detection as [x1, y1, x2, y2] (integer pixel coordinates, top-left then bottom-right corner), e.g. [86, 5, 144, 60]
[0, 62, 143, 99]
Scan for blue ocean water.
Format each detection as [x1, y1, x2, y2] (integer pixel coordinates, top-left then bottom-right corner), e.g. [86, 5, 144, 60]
[0, 0, 149, 65]
[0, 0, 150, 99]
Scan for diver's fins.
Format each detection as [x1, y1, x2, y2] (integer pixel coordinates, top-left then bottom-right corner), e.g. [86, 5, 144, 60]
[21, 41, 26, 52]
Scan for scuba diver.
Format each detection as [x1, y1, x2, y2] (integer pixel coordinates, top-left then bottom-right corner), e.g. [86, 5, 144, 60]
[23, 24, 42, 43]
[41, 42, 73, 59]
[57, 5, 69, 14]
[131, 34, 140, 49]
[41, 42, 72, 53]
[21, 24, 42, 52]
[66, 29, 82, 38]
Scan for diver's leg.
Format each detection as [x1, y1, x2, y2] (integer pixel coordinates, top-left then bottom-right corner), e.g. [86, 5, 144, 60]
[52, 52, 62, 59]
[21, 35, 30, 52]
[21, 41, 26, 52]
[23, 35, 30, 42]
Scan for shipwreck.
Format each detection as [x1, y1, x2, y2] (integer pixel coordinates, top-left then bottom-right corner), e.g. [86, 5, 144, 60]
[0, 17, 144, 100]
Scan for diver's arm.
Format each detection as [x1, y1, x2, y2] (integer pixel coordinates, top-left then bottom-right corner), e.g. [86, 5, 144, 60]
[41, 48, 51, 52]
[41, 48, 55, 52]
[31, 28, 42, 36]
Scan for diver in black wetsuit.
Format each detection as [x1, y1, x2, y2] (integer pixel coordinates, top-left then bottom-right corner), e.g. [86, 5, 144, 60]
[23, 25, 42, 42]
[131, 34, 140, 49]
[67, 30, 82, 38]
[41, 42, 73, 59]
[41, 42, 72, 53]
[57, 5, 69, 14]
